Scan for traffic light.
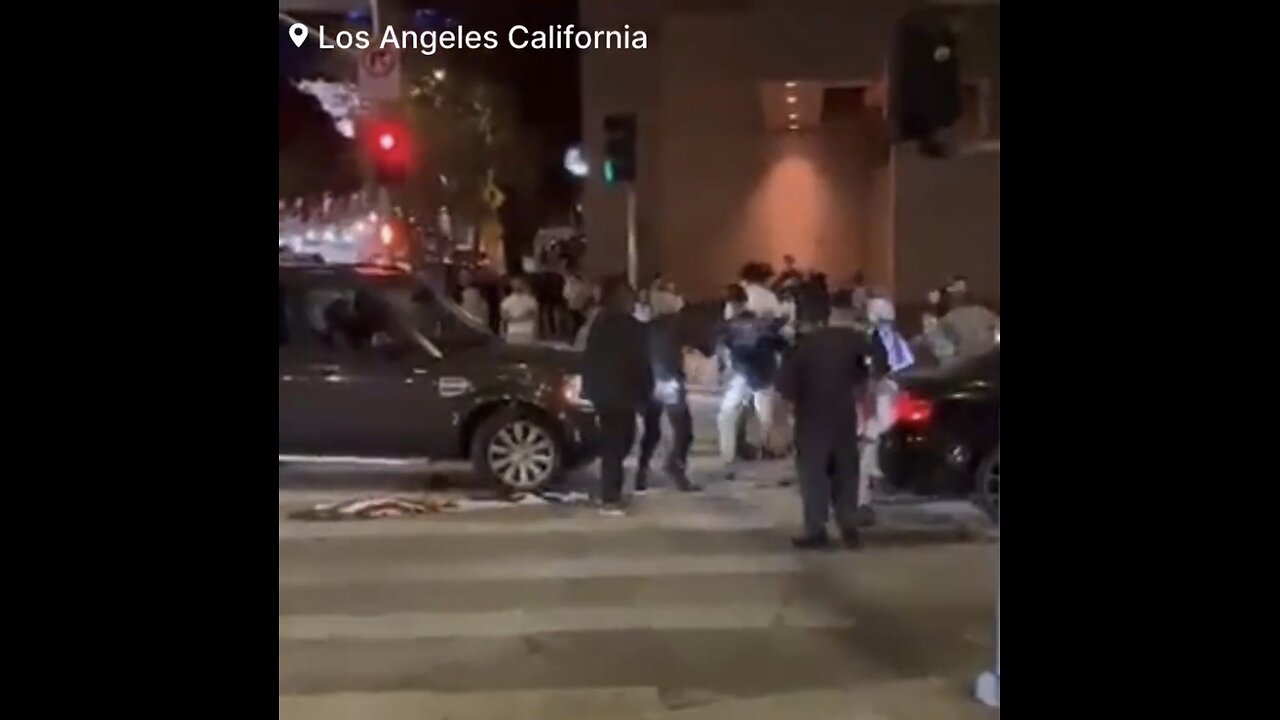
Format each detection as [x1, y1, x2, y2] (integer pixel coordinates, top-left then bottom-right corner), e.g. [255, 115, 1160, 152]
[362, 117, 413, 185]
[602, 113, 637, 184]
[888, 10, 961, 152]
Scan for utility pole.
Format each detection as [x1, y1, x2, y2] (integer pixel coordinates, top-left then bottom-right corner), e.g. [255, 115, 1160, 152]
[369, 0, 391, 224]
[603, 113, 639, 287]
[625, 187, 638, 289]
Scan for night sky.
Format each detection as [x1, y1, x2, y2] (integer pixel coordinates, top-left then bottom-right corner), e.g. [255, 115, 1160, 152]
[279, 1, 581, 224]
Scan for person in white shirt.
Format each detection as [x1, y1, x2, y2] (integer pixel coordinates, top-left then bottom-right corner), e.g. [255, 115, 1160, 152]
[501, 276, 539, 344]
[726, 262, 785, 320]
[648, 276, 685, 318]
[457, 269, 490, 327]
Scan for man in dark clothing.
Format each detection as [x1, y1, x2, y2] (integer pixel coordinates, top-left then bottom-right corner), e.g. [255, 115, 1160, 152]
[583, 275, 653, 515]
[636, 299, 701, 493]
[794, 272, 831, 334]
[776, 302, 887, 550]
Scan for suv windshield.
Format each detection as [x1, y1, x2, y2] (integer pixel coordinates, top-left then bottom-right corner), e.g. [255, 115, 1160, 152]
[378, 281, 495, 350]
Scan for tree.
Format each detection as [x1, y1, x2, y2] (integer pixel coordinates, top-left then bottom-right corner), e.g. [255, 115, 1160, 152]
[278, 80, 360, 199]
[403, 68, 542, 241]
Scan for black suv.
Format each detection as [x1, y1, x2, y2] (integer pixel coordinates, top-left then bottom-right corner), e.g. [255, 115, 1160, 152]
[279, 261, 599, 491]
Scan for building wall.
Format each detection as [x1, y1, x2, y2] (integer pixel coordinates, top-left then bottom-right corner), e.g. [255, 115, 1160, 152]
[894, 147, 1000, 304]
[581, 0, 999, 301]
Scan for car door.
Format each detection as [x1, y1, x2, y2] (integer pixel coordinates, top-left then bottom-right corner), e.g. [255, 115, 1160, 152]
[279, 277, 344, 456]
[296, 279, 451, 458]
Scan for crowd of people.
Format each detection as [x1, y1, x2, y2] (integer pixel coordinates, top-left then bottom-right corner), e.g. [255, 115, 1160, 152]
[570, 257, 999, 551]
[443, 247, 998, 547]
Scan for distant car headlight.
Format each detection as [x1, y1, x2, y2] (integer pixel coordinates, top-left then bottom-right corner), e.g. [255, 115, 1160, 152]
[562, 374, 593, 409]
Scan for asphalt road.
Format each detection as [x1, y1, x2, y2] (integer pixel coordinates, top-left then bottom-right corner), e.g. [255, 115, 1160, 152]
[278, 465, 998, 719]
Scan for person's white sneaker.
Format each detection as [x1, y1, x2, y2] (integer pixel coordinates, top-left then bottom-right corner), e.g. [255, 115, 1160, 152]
[599, 504, 627, 517]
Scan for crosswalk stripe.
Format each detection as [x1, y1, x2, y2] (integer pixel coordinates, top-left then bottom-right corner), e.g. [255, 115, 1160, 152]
[279, 552, 805, 587]
[279, 687, 668, 720]
[279, 513, 778, 540]
[279, 603, 857, 641]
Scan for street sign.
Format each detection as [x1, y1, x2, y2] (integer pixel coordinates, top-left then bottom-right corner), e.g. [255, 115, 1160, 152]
[483, 170, 505, 210]
[359, 47, 401, 101]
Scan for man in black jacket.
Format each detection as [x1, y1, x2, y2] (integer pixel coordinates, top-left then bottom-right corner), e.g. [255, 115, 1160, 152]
[635, 297, 701, 493]
[777, 301, 887, 550]
[583, 275, 653, 515]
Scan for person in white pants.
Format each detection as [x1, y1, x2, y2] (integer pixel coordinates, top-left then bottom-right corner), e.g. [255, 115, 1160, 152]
[716, 283, 789, 478]
[719, 372, 778, 469]
[856, 297, 916, 522]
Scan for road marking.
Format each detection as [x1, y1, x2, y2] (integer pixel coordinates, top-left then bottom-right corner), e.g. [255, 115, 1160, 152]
[279, 553, 806, 587]
[279, 455, 432, 467]
[278, 603, 856, 641]
[279, 687, 668, 720]
[279, 513, 778, 539]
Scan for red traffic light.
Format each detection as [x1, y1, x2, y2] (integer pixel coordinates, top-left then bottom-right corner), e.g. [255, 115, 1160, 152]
[361, 117, 414, 185]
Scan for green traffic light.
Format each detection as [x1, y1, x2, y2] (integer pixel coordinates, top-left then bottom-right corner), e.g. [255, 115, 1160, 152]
[603, 160, 616, 184]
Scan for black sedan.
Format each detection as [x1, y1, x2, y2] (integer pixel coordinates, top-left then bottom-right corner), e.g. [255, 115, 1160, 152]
[879, 348, 999, 520]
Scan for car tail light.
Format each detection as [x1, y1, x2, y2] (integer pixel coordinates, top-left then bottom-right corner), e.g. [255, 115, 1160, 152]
[893, 392, 934, 426]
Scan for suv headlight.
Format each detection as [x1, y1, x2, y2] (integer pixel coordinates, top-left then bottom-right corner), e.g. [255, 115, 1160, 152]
[562, 374, 593, 409]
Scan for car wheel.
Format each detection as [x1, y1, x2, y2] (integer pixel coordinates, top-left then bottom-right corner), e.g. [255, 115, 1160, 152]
[472, 408, 564, 493]
[976, 446, 999, 524]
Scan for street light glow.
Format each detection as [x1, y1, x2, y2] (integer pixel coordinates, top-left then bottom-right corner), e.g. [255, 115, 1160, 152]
[563, 145, 589, 178]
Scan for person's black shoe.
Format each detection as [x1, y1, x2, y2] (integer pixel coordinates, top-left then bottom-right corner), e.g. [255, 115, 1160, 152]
[634, 467, 649, 494]
[665, 467, 702, 492]
[839, 527, 864, 550]
[791, 534, 833, 551]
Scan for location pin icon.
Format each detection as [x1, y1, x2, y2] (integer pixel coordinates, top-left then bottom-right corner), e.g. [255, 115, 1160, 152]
[288, 23, 308, 48]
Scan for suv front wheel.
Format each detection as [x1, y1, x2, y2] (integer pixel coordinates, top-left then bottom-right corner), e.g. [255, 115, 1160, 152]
[472, 408, 565, 492]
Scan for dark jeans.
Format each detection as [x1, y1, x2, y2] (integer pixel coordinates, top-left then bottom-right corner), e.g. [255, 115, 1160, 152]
[796, 433, 860, 537]
[598, 407, 639, 504]
[638, 390, 693, 477]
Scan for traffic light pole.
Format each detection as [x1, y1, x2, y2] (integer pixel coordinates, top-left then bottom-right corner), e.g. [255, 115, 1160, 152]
[626, 185, 638, 289]
[368, 0, 395, 258]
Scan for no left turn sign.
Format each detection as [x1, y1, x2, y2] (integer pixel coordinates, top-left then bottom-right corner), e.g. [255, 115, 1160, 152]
[359, 48, 401, 101]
